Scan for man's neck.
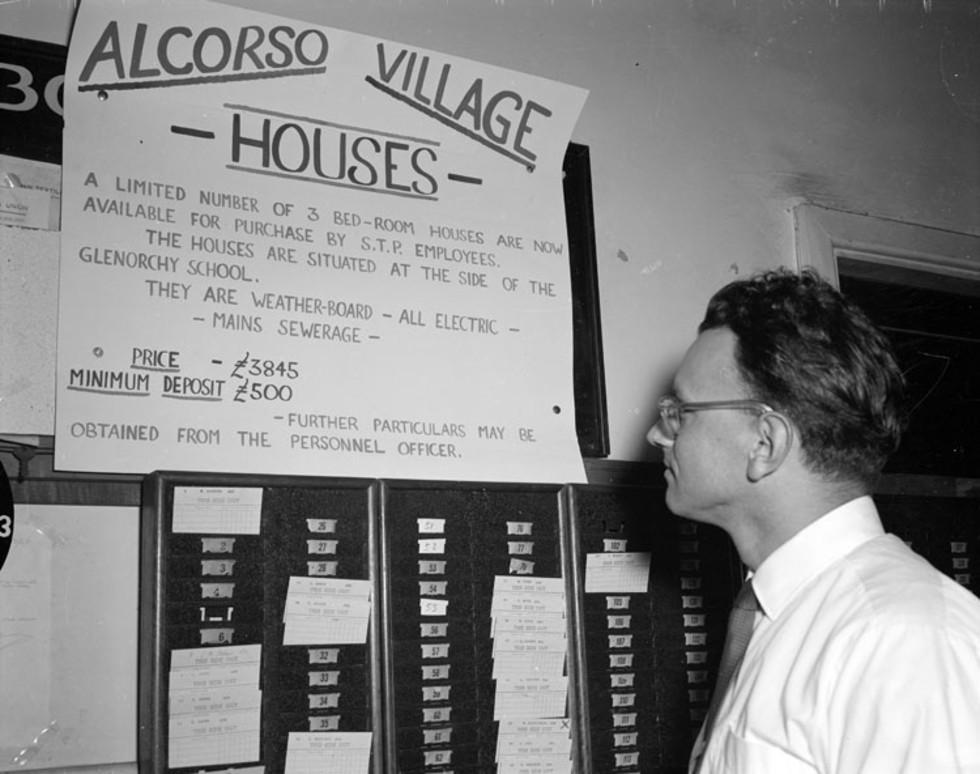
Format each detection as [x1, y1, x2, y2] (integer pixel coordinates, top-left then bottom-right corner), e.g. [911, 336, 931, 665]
[732, 479, 868, 571]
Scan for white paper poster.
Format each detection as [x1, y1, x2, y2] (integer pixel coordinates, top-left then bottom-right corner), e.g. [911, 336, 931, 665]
[0, 504, 138, 770]
[55, 0, 589, 483]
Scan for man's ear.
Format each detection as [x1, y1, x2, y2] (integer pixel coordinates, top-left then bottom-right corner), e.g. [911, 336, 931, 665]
[747, 412, 794, 482]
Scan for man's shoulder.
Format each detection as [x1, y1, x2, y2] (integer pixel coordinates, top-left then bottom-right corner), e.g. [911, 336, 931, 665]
[831, 533, 980, 636]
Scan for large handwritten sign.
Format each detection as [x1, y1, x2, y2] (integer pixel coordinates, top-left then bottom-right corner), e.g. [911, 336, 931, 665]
[55, 0, 589, 483]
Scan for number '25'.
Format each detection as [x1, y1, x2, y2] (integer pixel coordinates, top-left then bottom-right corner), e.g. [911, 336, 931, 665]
[0, 63, 63, 115]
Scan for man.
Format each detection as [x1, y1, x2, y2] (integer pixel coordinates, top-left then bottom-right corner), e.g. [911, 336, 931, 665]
[647, 268, 980, 773]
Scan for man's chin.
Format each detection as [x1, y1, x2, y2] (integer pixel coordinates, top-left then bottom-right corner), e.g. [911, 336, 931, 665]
[663, 485, 699, 523]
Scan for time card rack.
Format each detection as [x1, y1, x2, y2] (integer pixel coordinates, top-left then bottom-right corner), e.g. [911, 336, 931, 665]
[137, 470, 756, 774]
[139, 473, 382, 774]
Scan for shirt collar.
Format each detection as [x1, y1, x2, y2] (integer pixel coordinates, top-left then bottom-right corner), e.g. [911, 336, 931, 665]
[750, 496, 885, 620]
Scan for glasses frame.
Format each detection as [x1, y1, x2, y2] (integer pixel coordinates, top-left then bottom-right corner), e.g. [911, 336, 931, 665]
[656, 395, 775, 440]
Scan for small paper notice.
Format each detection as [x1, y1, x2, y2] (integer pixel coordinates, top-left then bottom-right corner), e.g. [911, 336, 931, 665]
[584, 552, 651, 593]
[285, 731, 372, 774]
[282, 576, 371, 645]
[0, 155, 62, 231]
[172, 487, 263, 534]
[168, 644, 262, 768]
[496, 717, 573, 773]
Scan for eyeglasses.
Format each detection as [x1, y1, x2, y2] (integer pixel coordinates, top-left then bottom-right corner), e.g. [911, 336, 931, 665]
[656, 395, 774, 440]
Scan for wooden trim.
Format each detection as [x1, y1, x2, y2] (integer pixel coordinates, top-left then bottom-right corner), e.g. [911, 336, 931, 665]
[793, 204, 980, 285]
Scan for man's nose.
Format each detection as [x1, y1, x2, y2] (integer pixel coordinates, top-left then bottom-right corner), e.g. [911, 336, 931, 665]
[646, 421, 672, 448]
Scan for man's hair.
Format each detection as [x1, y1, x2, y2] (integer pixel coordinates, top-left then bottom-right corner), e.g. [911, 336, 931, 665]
[699, 268, 907, 486]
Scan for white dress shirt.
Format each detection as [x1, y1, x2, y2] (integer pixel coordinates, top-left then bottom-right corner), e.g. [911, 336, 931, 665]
[694, 496, 980, 774]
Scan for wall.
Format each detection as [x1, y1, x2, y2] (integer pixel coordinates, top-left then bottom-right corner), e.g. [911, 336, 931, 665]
[2, 0, 979, 463]
[2, 2, 978, 770]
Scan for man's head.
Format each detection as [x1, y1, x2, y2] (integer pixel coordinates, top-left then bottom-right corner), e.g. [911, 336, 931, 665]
[697, 268, 906, 488]
[647, 268, 907, 562]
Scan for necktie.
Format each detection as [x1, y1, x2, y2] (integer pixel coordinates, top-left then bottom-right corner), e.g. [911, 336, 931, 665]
[690, 579, 760, 773]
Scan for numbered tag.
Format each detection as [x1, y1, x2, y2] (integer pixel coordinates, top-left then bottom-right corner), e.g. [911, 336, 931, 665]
[201, 559, 235, 576]
[201, 537, 236, 553]
[308, 693, 340, 710]
[309, 648, 340, 664]
[308, 670, 339, 687]
[200, 628, 234, 645]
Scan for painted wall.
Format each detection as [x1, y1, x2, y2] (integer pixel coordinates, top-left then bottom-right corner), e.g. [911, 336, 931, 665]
[2, 0, 978, 462]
